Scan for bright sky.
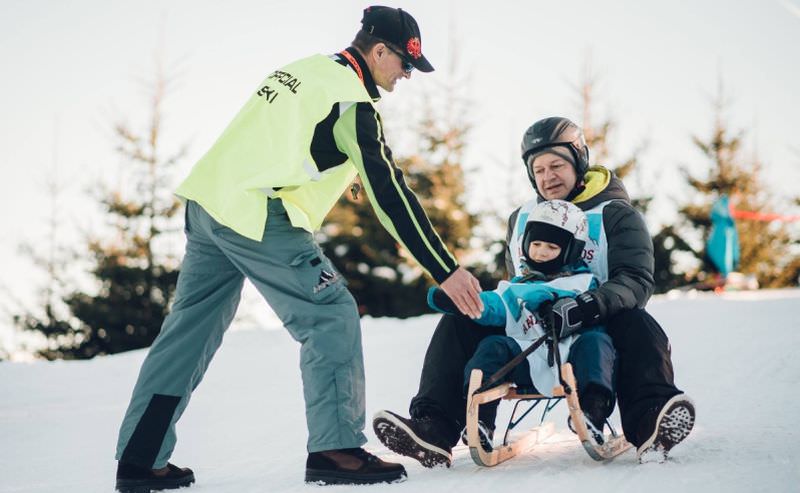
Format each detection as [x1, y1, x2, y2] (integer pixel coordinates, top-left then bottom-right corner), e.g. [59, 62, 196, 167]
[1, 0, 799, 334]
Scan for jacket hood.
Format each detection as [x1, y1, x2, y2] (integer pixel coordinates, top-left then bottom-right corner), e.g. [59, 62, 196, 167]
[569, 165, 630, 210]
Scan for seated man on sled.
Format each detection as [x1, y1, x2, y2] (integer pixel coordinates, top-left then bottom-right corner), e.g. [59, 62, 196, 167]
[428, 200, 616, 454]
[373, 116, 695, 468]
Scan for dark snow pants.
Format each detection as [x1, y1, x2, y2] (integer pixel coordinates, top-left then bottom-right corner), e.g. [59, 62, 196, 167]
[462, 330, 616, 427]
[116, 199, 365, 469]
[409, 315, 503, 445]
[409, 308, 680, 447]
[605, 308, 682, 444]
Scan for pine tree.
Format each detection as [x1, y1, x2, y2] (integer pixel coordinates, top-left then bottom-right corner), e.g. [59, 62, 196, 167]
[577, 56, 643, 182]
[676, 85, 800, 288]
[19, 60, 186, 359]
[574, 55, 657, 220]
[12, 119, 81, 357]
[650, 225, 696, 292]
[573, 56, 699, 293]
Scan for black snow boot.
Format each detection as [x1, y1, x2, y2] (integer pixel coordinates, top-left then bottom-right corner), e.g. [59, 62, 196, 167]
[304, 447, 406, 485]
[635, 393, 695, 463]
[372, 410, 454, 468]
[115, 461, 195, 492]
[578, 385, 613, 446]
[460, 420, 495, 453]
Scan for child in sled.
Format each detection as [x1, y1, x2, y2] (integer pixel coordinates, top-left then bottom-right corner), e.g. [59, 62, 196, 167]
[428, 199, 616, 452]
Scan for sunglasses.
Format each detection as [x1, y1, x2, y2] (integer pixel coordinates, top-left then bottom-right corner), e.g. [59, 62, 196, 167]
[385, 45, 415, 74]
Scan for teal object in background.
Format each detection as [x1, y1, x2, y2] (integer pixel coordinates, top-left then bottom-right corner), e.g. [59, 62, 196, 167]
[706, 195, 740, 277]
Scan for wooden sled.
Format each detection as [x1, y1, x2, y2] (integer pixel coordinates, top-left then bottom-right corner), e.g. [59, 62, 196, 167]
[466, 363, 632, 466]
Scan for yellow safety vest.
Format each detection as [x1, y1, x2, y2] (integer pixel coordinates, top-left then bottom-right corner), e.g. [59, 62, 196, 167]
[176, 54, 374, 241]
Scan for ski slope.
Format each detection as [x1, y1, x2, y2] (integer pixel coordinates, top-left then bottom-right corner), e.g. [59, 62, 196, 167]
[2, 289, 799, 492]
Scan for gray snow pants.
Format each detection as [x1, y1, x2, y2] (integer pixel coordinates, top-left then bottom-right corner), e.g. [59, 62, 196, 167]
[115, 199, 365, 468]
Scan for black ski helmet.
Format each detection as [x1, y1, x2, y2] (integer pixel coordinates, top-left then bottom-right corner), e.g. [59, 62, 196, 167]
[520, 117, 590, 193]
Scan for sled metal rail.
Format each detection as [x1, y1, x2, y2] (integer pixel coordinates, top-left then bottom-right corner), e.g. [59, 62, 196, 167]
[503, 391, 564, 446]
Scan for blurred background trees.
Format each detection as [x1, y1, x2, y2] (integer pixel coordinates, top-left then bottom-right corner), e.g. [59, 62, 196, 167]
[8, 55, 800, 359]
[14, 62, 185, 359]
[654, 84, 800, 291]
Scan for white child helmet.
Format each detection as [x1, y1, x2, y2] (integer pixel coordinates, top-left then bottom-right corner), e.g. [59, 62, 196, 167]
[521, 199, 588, 274]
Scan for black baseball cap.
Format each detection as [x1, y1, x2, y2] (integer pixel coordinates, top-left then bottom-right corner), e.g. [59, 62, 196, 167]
[360, 6, 434, 72]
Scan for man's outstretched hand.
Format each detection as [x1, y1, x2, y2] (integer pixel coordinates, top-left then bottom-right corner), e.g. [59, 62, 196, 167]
[439, 267, 483, 319]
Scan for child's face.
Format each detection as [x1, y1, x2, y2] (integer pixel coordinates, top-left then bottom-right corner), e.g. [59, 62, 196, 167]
[528, 240, 562, 263]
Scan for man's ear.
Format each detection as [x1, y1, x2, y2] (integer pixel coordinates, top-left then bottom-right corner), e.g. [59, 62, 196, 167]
[371, 42, 388, 61]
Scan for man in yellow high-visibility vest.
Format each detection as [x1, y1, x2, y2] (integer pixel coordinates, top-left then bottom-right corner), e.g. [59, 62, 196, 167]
[114, 6, 484, 490]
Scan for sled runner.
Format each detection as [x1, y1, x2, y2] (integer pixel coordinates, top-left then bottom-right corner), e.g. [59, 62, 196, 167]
[465, 362, 632, 467]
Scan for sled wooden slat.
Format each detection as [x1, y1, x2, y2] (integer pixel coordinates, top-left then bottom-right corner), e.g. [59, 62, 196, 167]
[558, 363, 633, 461]
[466, 363, 632, 466]
[466, 369, 555, 467]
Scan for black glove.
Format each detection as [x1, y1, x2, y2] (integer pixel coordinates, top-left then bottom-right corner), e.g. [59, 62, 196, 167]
[539, 293, 601, 339]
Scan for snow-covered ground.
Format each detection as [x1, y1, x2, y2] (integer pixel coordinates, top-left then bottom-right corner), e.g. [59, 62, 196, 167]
[2, 289, 799, 492]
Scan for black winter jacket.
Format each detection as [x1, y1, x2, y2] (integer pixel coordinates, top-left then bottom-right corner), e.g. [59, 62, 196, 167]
[505, 167, 655, 321]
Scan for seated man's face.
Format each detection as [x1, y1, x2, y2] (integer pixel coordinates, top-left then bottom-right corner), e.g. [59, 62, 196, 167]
[530, 152, 578, 200]
[528, 240, 561, 263]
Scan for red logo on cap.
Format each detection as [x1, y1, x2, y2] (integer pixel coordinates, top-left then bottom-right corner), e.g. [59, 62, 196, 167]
[406, 37, 422, 59]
